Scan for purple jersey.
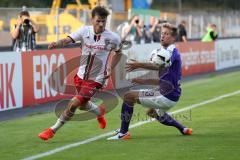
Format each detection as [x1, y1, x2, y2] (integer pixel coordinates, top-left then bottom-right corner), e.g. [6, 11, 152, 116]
[159, 45, 182, 102]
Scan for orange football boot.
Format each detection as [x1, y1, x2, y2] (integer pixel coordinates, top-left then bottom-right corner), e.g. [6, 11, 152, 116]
[38, 128, 55, 141]
[182, 128, 193, 135]
[96, 105, 107, 129]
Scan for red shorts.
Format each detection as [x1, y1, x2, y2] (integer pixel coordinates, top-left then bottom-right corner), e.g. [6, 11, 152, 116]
[74, 75, 102, 103]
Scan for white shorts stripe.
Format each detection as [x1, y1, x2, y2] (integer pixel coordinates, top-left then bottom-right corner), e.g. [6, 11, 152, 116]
[139, 89, 177, 114]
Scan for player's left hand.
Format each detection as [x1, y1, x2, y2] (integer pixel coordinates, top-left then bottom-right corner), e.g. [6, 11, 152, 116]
[125, 59, 139, 72]
[17, 18, 23, 26]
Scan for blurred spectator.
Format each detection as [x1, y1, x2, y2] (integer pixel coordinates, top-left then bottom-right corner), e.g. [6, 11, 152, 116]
[202, 23, 218, 42]
[142, 17, 154, 43]
[148, 16, 162, 43]
[133, 17, 143, 44]
[142, 23, 151, 43]
[11, 11, 39, 52]
[121, 15, 143, 44]
[117, 21, 129, 40]
[177, 20, 187, 42]
[139, 19, 146, 44]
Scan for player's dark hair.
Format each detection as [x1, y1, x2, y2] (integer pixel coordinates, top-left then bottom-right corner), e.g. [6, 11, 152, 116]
[19, 11, 30, 17]
[92, 6, 109, 18]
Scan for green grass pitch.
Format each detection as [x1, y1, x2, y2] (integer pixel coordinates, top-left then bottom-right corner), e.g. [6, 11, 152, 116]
[1, 71, 240, 160]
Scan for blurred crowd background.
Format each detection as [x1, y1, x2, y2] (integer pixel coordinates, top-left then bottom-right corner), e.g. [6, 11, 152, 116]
[0, 0, 240, 48]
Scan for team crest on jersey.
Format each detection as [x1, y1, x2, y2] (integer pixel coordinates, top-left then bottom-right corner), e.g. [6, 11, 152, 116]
[105, 38, 117, 51]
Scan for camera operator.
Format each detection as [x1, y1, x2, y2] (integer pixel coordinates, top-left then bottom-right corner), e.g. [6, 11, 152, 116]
[11, 11, 39, 52]
[122, 15, 143, 44]
[134, 18, 143, 44]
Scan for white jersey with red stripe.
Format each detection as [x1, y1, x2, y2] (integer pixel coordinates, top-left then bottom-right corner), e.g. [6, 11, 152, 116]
[69, 26, 121, 84]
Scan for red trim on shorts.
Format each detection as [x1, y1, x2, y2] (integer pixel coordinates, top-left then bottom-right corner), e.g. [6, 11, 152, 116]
[74, 75, 102, 103]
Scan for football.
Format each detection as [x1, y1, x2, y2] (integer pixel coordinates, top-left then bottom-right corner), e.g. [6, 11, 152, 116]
[150, 47, 172, 67]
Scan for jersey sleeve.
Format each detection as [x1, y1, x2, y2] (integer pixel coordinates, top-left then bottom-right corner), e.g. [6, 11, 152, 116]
[167, 45, 177, 66]
[170, 49, 180, 67]
[68, 26, 86, 43]
[112, 34, 122, 52]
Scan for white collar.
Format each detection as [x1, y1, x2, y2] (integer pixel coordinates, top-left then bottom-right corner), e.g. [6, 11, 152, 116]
[166, 44, 176, 52]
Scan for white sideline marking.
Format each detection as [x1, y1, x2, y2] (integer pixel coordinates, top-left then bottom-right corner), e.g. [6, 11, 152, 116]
[22, 90, 240, 160]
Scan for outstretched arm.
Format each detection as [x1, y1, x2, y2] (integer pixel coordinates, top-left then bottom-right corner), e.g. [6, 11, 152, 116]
[125, 59, 164, 72]
[111, 51, 122, 69]
[48, 37, 73, 49]
[104, 50, 122, 79]
[132, 78, 159, 85]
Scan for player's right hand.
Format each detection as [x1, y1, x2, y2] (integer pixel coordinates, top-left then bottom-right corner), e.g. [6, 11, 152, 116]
[131, 78, 145, 84]
[48, 42, 57, 49]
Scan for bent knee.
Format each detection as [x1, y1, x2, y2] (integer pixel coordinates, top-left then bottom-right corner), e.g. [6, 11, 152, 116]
[146, 108, 158, 118]
[124, 91, 138, 105]
[68, 98, 88, 111]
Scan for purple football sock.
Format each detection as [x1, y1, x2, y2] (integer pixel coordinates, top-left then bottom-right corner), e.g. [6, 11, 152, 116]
[157, 113, 185, 133]
[120, 102, 133, 134]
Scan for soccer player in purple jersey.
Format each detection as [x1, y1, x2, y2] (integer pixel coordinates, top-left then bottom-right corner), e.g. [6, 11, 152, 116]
[108, 23, 192, 140]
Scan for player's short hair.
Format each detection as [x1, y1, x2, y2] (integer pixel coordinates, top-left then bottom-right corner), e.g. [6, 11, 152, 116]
[162, 23, 178, 38]
[181, 20, 187, 25]
[92, 6, 109, 18]
[19, 11, 30, 17]
[211, 23, 217, 28]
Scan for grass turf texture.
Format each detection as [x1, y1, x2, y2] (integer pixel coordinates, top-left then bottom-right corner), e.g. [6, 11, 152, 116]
[0, 71, 240, 160]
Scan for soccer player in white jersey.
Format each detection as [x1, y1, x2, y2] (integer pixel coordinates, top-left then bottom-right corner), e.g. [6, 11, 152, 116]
[38, 6, 122, 141]
[108, 23, 192, 140]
